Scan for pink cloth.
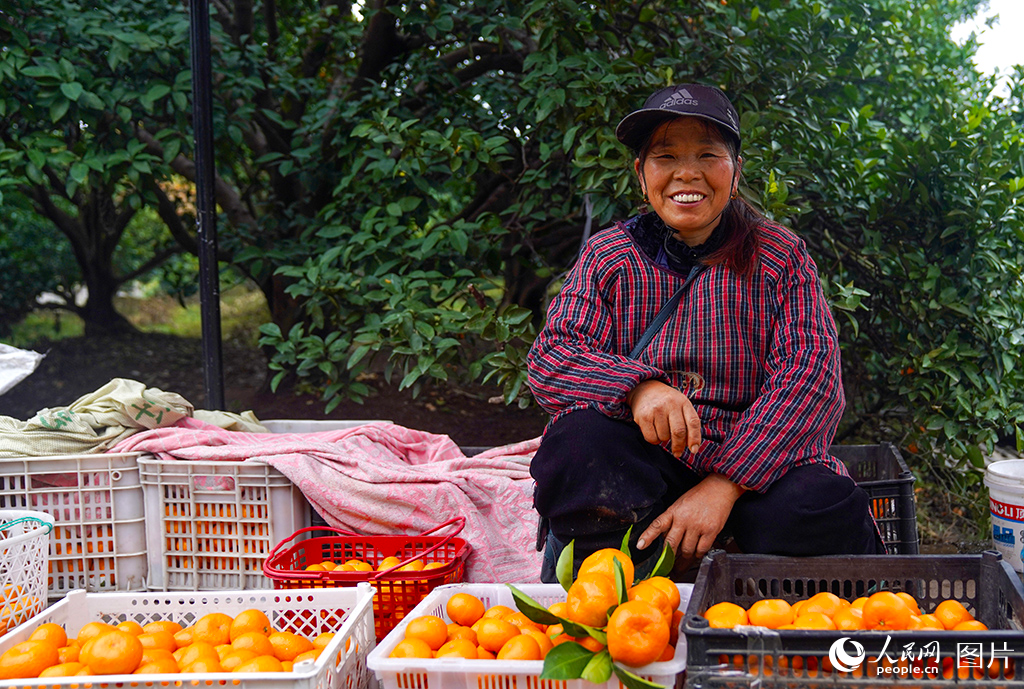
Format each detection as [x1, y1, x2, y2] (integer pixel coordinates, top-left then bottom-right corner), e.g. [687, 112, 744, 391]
[112, 419, 544, 582]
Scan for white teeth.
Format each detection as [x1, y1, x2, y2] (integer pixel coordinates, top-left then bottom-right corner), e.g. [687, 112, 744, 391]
[672, 193, 703, 203]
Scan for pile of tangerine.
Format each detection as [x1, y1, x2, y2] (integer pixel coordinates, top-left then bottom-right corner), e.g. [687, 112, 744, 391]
[390, 548, 682, 668]
[305, 557, 445, 573]
[0, 609, 337, 679]
[704, 590, 987, 631]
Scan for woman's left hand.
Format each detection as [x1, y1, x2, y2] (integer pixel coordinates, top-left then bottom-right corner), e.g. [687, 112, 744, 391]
[636, 473, 745, 567]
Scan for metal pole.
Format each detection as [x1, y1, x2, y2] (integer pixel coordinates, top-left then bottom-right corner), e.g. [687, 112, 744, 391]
[189, 0, 224, 409]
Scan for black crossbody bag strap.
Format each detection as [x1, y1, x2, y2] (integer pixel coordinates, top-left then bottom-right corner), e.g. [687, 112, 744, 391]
[628, 264, 705, 359]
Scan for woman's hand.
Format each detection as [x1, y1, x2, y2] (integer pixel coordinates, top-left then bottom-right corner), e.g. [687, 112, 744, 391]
[636, 473, 745, 567]
[626, 379, 702, 457]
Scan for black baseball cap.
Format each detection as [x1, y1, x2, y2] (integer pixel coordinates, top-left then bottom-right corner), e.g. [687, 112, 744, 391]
[615, 83, 741, 151]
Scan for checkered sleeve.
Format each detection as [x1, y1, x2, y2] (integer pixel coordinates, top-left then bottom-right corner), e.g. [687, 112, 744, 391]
[699, 237, 846, 492]
[527, 242, 669, 420]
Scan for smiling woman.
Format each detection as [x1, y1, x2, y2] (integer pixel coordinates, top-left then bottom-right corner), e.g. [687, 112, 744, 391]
[526, 83, 885, 584]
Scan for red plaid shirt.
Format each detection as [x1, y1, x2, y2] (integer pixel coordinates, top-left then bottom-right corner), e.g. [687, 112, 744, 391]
[527, 213, 849, 492]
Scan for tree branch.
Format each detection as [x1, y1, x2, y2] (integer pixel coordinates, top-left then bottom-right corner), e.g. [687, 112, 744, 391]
[135, 128, 259, 231]
[118, 246, 180, 284]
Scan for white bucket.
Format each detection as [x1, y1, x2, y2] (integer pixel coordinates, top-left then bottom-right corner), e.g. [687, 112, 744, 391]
[984, 459, 1024, 573]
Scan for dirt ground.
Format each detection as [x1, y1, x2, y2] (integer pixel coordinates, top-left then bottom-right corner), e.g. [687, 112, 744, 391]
[0, 331, 549, 448]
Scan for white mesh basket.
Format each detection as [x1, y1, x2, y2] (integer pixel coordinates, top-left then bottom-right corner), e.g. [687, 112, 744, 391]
[0, 509, 53, 635]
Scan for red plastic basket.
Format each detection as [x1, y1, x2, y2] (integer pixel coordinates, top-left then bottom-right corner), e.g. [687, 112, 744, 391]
[262, 517, 470, 640]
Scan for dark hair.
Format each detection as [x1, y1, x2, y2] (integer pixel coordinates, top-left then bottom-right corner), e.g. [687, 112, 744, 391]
[636, 119, 762, 278]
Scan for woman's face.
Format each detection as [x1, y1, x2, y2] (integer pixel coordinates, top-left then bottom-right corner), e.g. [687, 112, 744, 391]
[634, 117, 740, 246]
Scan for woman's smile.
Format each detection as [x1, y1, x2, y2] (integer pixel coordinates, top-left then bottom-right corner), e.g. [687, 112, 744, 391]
[635, 117, 740, 246]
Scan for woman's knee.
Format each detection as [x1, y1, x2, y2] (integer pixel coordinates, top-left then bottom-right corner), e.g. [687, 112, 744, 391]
[729, 464, 882, 555]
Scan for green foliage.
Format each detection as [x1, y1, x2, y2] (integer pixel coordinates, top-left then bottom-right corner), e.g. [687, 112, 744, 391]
[0, 199, 78, 334]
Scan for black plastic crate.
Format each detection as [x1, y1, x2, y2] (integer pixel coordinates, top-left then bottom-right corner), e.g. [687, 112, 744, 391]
[832, 443, 919, 554]
[683, 551, 1024, 687]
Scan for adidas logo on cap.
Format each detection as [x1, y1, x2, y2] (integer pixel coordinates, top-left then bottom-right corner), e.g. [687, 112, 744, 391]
[660, 88, 697, 109]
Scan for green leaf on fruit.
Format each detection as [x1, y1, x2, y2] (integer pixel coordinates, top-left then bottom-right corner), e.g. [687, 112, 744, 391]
[560, 620, 607, 645]
[614, 558, 628, 604]
[507, 585, 561, 626]
[651, 542, 675, 578]
[620, 524, 633, 559]
[539, 642, 593, 680]
[581, 650, 614, 684]
[613, 664, 667, 689]
[556, 539, 574, 592]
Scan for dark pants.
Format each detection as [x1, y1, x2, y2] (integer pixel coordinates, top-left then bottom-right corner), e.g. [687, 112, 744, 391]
[531, 409, 884, 582]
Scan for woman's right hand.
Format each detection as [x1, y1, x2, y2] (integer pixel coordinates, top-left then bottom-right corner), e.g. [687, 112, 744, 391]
[626, 379, 702, 457]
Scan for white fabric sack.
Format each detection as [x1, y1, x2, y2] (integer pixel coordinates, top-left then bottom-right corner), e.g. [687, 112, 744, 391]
[0, 344, 45, 396]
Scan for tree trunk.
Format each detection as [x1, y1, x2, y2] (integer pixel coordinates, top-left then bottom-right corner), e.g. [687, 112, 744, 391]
[80, 265, 136, 336]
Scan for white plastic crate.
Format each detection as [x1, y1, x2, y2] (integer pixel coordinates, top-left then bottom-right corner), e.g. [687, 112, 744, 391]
[139, 456, 310, 590]
[367, 582, 692, 689]
[0, 584, 376, 688]
[0, 453, 147, 599]
[0, 510, 53, 634]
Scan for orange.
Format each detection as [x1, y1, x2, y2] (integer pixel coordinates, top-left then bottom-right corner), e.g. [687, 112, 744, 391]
[448, 625, 478, 645]
[566, 573, 619, 627]
[30, 622, 68, 647]
[832, 606, 865, 630]
[862, 592, 912, 631]
[482, 604, 516, 620]
[521, 627, 554, 658]
[504, 611, 542, 633]
[629, 581, 673, 626]
[546, 623, 564, 639]
[476, 618, 521, 653]
[220, 649, 258, 671]
[194, 612, 233, 646]
[76, 621, 118, 647]
[137, 630, 177, 653]
[423, 561, 446, 570]
[746, 599, 793, 629]
[57, 644, 80, 663]
[182, 656, 224, 673]
[953, 620, 988, 631]
[436, 638, 478, 659]
[850, 597, 868, 611]
[0, 640, 60, 679]
[139, 648, 175, 666]
[79, 628, 144, 675]
[293, 648, 322, 664]
[345, 559, 373, 572]
[792, 612, 836, 630]
[703, 602, 748, 629]
[134, 657, 179, 674]
[933, 599, 973, 630]
[497, 634, 542, 660]
[116, 620, 145, 636]
[669, 610, 683, 647]
[404, 615, 448, 651]
[477, 646, 496, 659]
[233, 654, 285, 672]
[143, 620, 183, 635]
[646, 576, 682, 611]
[377, 556, 402, 571]
[389, 638, 433, 658]
[232, 631, 275, 657]
[790, 600, 807, 618]
[578, 548, 635, 587]
[658, 644, 675, 662]
[39, 661, 88, 677]
[446, 593, 486, 627]
[267, 631, 314, 661]
[917, 613, 945, 630]
[606, 600, 669, 668]
[896, 592, 921, 615]
[398, 559, 425, 571]
[174, 641, 219, 668]
[801, 592, 844, 619]
[230, 609, 272, 641]
[548, 601, 568, 618]
[312, 632, 335, 649]
[577, 635, 605, 652]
